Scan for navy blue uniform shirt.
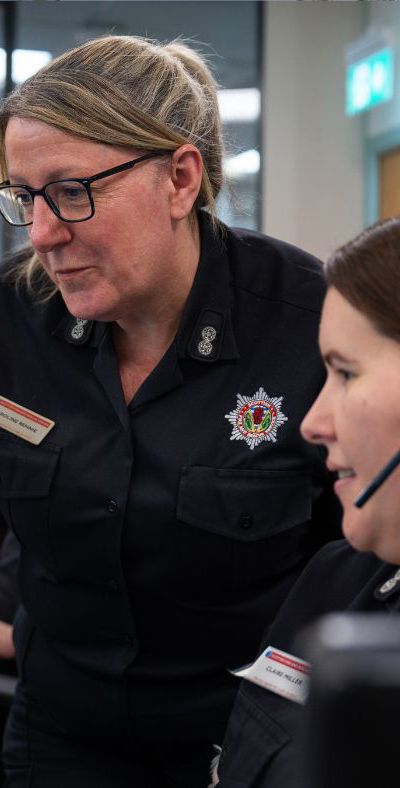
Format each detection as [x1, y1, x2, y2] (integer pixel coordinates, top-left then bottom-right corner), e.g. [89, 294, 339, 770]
[0, 212, 339, 748]
[0, 528, 19, 625]
[217, 540, 400, 788]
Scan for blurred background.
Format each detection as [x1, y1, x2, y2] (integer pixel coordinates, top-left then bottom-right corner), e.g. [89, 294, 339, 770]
[1, 0, 400, 261]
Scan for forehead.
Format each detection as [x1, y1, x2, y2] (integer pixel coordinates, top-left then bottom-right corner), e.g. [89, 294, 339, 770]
[6, 117, 84, 152]
[319, 287, 381, 356]
[5, 117, 134, 179]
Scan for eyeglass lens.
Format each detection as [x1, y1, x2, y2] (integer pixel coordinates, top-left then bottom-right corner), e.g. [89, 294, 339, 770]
[0, 181, 92, 225]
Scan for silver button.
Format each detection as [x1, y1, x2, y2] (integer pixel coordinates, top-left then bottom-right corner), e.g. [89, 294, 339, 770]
[197, 326, 217, 356]
[71, 318, 89, 340]
[198, 339, 213, 356]
[107, 499, 118, 514]
[379, 568, 400, 595]
[202, 326, 217, 342]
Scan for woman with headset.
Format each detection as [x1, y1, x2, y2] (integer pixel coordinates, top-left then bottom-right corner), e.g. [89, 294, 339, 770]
[215, 216, 400, 788]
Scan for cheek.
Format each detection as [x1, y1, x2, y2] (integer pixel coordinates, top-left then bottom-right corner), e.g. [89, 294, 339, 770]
[335, 405, 364, 454]
[342, 474, 400, 562]
[349, 381, 400, 453]
[338, 393, 375, 463]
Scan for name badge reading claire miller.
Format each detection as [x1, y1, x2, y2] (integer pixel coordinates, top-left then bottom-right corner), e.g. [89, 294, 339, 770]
[0, 396, 55, 446]
[232, 645, 311, 705]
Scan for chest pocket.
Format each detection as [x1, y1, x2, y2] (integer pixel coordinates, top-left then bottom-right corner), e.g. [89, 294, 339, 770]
[217, 684, 293, 788]
[0, 434, 61, 570]
[177, 466, 314, 589]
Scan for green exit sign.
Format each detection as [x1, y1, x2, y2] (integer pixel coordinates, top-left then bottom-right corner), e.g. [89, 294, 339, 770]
[346, 47, 394, 116]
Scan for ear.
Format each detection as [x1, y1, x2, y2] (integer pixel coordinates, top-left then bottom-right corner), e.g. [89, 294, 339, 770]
[169, 144, 203, 220]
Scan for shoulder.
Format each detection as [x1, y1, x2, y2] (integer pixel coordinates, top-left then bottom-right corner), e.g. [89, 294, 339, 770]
[0, 248, 59, 324]
[223, 223, 325, 315]
[0, 247, 33, 310]
[294, 538, 382, 586]
[280, 539, 384, 612]
[0, 245, 34, 282]
[265, 541, 387, 654]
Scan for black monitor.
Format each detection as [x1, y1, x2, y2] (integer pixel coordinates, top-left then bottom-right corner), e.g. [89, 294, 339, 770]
[297, 613, 400, 788]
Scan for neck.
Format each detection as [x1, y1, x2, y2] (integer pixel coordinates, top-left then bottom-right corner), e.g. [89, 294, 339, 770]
[113, 215, 200, 365]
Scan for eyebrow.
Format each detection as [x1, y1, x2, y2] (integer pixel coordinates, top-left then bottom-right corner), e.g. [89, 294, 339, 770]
[7, 167, 86, 184]
[323, 351, 356, 366]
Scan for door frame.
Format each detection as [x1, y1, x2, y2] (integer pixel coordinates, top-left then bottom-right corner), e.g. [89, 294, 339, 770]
[366, 128, 400, 224]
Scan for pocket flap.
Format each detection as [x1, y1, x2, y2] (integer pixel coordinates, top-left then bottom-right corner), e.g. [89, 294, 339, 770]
[177, 466, 312, 541]
[217, 686, 291, 786]
[0, 436, 60, 499]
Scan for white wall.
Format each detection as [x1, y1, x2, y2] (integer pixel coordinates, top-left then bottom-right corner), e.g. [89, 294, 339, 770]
[262, 1, 365, 262]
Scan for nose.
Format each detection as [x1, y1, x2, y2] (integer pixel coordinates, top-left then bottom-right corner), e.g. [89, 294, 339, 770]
[28, 195, 73, 253]
[300, 385, 335, 447]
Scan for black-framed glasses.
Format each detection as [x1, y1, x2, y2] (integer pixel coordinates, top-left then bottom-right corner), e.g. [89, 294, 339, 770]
[0, 151, 167, 227]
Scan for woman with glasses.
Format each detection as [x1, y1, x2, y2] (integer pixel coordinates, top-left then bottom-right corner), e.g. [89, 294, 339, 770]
[214, 217, 400, 788]
[0, 36, 339, 787]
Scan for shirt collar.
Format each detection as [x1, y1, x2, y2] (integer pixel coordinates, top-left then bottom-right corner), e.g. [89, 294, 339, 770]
[52, 310, 106, 348]
[51, 211, 239, 361]
[176, 211, 239, 362]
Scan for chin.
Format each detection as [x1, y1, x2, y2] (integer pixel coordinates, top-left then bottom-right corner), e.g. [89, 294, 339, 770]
[343, 497, 400, 564]
[60, 293, 116, 322]
[342, 511, 376, 556]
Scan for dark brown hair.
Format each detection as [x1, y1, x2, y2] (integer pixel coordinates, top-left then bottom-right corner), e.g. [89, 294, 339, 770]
[325, 217, 400, 342]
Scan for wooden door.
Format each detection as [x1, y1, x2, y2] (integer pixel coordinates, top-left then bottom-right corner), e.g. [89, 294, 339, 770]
[379, 147, 400, 220]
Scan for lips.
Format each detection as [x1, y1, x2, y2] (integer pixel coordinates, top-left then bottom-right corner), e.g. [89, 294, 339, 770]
[54, 266, 95, 280]
[333, 468, 358, 501]
[338, 469, 356, 479]
[328, 463, 357, 498]
[327, 461, 356, 477]
[56, 267, 89, 275]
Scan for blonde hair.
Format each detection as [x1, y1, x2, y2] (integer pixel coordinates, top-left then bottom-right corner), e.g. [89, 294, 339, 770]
[0, 35, 224, 295]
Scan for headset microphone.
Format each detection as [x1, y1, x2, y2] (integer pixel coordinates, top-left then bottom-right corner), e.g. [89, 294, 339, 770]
[354, 449, 400, 508]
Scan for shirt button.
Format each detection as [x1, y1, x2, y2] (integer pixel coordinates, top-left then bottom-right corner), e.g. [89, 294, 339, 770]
[107, 499, 118, 514]
[239, 513, 253, 530]
[108, 579, 121, 592]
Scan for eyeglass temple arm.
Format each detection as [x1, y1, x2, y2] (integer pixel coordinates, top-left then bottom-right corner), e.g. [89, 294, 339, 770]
[86, 152, 167, 186]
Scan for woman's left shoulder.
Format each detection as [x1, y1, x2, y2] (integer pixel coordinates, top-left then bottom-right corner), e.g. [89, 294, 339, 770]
[302, 539, 384, 584]
[229, 223, 321, 270]
[277, 540, 385, 620]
